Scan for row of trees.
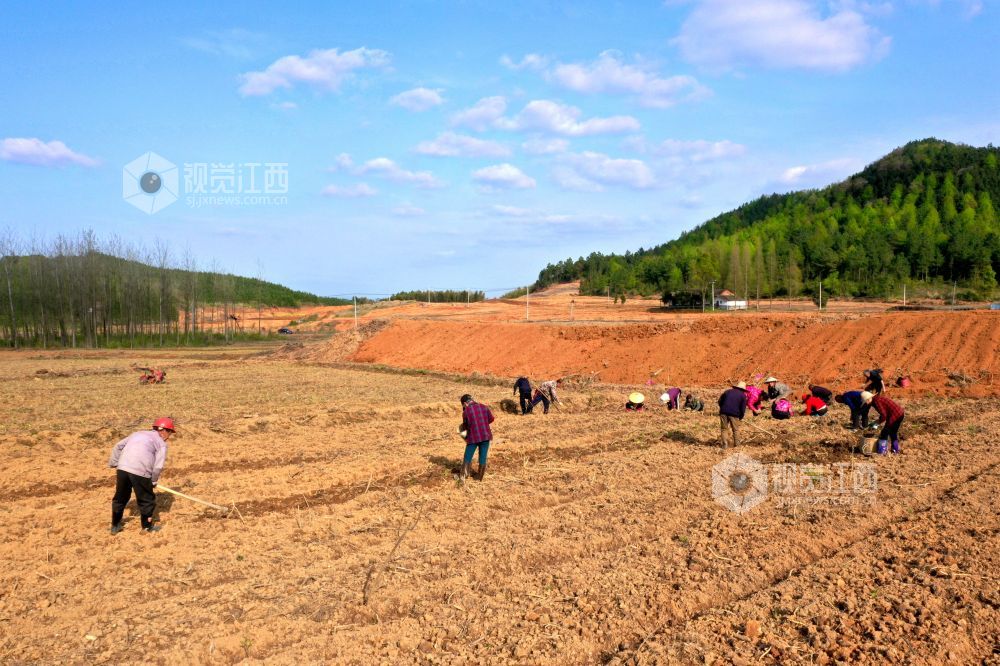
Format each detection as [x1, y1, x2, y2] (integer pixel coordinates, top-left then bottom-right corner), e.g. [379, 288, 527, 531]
[534, 140, 1000, 303]
[389, 289, 485, 303]
[0, 230, 346, 348]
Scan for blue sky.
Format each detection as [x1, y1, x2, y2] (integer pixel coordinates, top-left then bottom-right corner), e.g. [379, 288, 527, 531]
[1, 1, 997, 297]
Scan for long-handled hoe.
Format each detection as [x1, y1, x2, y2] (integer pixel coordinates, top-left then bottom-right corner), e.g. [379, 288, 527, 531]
[157, 484, 230, 513]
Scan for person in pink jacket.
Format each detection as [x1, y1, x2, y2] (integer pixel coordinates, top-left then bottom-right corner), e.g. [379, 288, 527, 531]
[744, 384, 764, 415]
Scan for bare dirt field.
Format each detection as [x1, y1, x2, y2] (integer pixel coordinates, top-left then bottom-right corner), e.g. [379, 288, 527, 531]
[1, 303, 999, 665]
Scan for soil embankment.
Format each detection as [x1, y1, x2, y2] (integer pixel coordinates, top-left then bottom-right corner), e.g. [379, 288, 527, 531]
[351, 310, 1000, 394]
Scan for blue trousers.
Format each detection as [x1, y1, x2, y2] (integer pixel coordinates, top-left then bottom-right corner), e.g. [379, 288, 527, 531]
[463, 440, 490, 467]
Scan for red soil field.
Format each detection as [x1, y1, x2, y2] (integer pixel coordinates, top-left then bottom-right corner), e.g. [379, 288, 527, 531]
[351, 311, 1000, 396]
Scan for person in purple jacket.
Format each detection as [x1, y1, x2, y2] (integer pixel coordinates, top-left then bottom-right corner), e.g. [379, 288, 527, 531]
[108, 417, 174, 533]
[718, 382, 748, 449]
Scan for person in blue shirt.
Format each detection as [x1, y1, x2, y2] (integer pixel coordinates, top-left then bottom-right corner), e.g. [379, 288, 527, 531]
[835, 391, 870, 429]
[512, 376, 533, 415]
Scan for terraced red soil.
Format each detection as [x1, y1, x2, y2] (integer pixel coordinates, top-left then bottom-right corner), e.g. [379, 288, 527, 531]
[351, 311, 1000, 396]
[0, 320, 997, 664]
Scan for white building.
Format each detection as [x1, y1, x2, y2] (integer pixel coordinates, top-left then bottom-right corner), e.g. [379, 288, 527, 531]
[715, 289, 748, 310]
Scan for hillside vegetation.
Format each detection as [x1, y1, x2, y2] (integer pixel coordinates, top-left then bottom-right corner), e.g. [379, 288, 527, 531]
[0, 231, 348, 348]
[535, 139, 1000, 302]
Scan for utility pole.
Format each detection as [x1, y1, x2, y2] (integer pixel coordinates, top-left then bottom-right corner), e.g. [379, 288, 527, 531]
[354, 296, 358, 330]
[467, 290, 470, 307]
[710, 281, 716, 312]
[526, 285, 530, 321]
[903, 283, 907, 307]
[606, 285, 610, 304]
[953, 281, 957, 306]
[569, 299, 574, 321]
[427, 289, 431, 305]
[819, 281, 822, 312]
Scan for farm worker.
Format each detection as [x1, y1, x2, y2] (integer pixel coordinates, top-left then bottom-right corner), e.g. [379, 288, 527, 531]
[460, 394, 494, 480]
[718, 382, 748, 449]
[684, 394, 704, 411]
[801, 393, 828, 417]
[531, 379, 562, 413]
[744, 384, 764, 415]
[108, 417, 174, 534]
[763, 377, 791, 401]
[771, 397, 792, 420]
[863, 369, 885, 395]
[661, 387, 682, 410]
[835, 391, 869, 429]
[512, 376, 533, 415]
[807, 384, 834, 403]
[862, 391, 904, 454]
[625, 392, 645, 411]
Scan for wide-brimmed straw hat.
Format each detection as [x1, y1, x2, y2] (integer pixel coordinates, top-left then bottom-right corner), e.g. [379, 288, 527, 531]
[733, 381, 747, 390]
[629, 392, 645, 404]
[860, 391, 874, 404]
[764, 376, 778, 383]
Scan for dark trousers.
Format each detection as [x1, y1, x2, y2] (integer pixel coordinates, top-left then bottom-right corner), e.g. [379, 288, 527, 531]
[112, 469, 156, 528]
[518, 392, 533, 414]
[879, 417, 903, 442]
[850, 406, 870, 428]
[531, 390, 550, 413]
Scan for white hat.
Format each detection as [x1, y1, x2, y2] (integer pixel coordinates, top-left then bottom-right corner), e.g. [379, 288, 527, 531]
[764, 376, 778, 383]
[660, 392, 671, 403]
[733, 381, 747, 390]
[860, 391, 874, 404]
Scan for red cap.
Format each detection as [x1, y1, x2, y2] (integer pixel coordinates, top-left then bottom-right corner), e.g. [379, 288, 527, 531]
[152, 417, 175, 432]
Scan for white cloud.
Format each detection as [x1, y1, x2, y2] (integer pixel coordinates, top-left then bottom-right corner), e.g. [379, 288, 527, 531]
[673, 0, 890, 72]
[548, 51, 710, 108]
[0, 137, 99, 168]
[472, 163, 537, 191]
[489, 204, 571, 223]
[359, 157, 443, 188]
[775, 157, 860, 188]
[321, 183, 377, 198]
[450, 96, 508, 131]
[392, 203, 425, 216]
[499, 53, 549, 70]
[390, 87, 445, 112]
[415, 132, 511, 158]
[273, 101, 298, 110]
[553, 151, 656, 191]
[238, 47, 390, 96]
[522, 138, 570, 155]
[331, 152, 354, 170]
[498, 100, 640, 136]
[182, 28, 267, 59]
[653, 139, 748, 162]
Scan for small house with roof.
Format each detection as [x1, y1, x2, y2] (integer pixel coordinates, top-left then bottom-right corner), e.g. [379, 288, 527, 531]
[715, 289, 748, 310]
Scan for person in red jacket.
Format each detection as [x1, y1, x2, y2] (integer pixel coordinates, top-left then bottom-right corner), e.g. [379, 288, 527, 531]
[862, 391, 904, 454]
[801, 393, 828, 416]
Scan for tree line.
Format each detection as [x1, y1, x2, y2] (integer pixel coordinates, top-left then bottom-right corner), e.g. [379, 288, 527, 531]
[0, 230, 348, 348]
[534, 139, 1000, 304]
[389, 290, 485, 303]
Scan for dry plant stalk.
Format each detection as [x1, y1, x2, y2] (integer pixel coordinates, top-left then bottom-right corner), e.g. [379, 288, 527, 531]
[362, 503, 425, 605]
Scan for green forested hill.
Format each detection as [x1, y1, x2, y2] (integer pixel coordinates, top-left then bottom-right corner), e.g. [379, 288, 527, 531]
[536, 139, 1000, 301]
[0, 236, 348, 347]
